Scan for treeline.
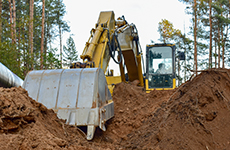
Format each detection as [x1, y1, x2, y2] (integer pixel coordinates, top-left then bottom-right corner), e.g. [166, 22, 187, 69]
[0, 0, 72, 79]
[158, 0, 230, 84]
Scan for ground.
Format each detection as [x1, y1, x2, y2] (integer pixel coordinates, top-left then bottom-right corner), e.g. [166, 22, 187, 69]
[0, 68, 230, 150]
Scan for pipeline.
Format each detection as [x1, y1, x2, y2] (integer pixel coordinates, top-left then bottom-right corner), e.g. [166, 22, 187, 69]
[0, 62, 23, 88]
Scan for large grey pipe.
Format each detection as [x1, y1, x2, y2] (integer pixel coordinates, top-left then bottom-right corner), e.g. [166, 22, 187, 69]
[0, 62, 24, 88]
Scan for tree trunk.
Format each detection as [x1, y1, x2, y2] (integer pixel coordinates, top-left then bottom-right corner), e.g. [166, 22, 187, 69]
[184, 42, 187, 82]
[12, 0, 20, 68]
[215, 39, 217, 68]
[221, 27, 224, 68]
[58, 0, 62, 68]
[59, 25, 62, 68]
[209, 0, 212, 69]
[22, 24, 28, 77]
[178, 59, 181, 85]
[0, 0, 2, 42]
[29, 0, 34, 70]
[44, 8, 49, 69]
[12, 0, 16, 44]
[8, 0, 13, 44]
[194, 0, 197, 74]
[221, 11, 228, 68]
[224, 13, 229, 68]
[40, 0, 45, 69]
[218, 26, 220, 68]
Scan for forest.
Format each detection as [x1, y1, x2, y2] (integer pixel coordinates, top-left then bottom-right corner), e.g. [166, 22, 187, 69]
[0, 0, 229, 84]
[0, 0, 77, 79]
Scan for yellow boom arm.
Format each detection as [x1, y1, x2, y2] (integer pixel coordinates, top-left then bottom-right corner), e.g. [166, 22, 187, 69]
[73, 11, 144, 87]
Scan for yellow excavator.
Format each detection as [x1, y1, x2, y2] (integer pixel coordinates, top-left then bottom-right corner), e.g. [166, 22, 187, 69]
[0, 11, 182, 140]
[22, 11, 144, 140]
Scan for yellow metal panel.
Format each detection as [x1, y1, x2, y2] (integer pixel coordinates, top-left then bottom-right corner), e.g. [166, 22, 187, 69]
[92, 30, 108, 69]
[145, 78, 176, 93]
[80, 11, 115, 71]
[97, 11, 115, 33]
[106, 76, 122, 85]
[122, 49, 139, 81]
[136, 54, 144, 87]
[81, 26, 103, 61]
[173, 78, 176, 89]
[145, 79, 149, 92]
[106, 76, 122, 95]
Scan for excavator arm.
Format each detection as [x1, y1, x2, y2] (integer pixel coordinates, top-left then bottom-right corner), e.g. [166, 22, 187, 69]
[80, 11, 115, 71]
[72, 11, 144, 87]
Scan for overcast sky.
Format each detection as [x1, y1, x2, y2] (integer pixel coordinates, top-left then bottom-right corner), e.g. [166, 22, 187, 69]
[62, 0, 190, 74]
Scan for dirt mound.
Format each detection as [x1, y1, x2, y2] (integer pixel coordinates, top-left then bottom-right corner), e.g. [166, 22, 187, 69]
[120, 69, 230, 150]
[0, 87, 90, 150]
[92, 82, 174, 145]
[0, 69, 230, 149]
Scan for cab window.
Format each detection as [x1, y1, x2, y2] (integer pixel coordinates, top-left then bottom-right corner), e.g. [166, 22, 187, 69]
[149, 47, 172, 74]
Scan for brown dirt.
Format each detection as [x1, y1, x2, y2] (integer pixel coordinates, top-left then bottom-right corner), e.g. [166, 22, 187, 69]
[0, 68, 230, 149]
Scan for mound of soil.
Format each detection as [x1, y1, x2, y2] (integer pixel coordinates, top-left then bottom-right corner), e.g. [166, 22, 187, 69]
[92, 81, 175, 146]
[0, 87, 90, 150]
[120, 69, 230, 150]
[0, 68, 230, 150]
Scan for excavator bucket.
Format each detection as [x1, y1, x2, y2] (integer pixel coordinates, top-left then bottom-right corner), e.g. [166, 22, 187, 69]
[22, 68, 114, 140]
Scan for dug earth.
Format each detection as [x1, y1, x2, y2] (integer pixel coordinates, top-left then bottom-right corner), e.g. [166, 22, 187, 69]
[0, 68, 230, 150]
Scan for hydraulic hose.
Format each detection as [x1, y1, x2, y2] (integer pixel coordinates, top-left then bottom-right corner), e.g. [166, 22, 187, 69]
[105, 28, 122, 64]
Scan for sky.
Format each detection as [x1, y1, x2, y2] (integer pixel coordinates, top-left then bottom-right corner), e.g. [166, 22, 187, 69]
[62, 0, 191, 74]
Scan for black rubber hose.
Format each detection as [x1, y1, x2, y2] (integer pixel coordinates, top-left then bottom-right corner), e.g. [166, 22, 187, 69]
[106, 29, 122, 64]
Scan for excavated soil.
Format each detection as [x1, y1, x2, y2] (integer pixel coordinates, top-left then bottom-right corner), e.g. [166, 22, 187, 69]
[0, 68, 230, 149]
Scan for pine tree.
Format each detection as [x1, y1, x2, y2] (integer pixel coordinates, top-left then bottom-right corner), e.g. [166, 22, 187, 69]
[46, 48, 61, 69]
[63, 36, 78, 67]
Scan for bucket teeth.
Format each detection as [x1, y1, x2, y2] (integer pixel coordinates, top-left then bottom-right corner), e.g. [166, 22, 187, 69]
[87, 125, 96, 140]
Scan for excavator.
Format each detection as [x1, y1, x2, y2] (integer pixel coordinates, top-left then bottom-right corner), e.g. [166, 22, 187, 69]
[22, 11, 144, 140]
[0, 11, 182, 140]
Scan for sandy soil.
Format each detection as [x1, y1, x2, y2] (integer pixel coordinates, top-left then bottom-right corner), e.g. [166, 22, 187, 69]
[0, 68, 230, 150]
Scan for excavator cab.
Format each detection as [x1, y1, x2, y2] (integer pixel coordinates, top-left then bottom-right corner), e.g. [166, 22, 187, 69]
[145, 43, 176, 92]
